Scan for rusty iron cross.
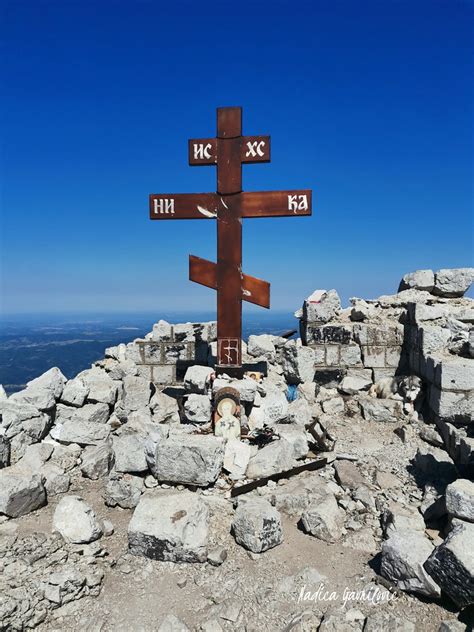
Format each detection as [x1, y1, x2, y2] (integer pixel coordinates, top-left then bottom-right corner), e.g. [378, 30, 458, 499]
[149, 106, 312, 373]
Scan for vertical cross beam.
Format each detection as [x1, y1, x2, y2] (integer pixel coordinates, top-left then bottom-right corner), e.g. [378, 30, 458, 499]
[216, 107, 243, 371]
[149, 106, 313, 377]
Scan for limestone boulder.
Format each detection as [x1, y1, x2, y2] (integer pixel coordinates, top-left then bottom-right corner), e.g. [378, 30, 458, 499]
[122, 375, 152, 413]
[151, 319, 173, 341]
[183, 365, 214, 394]
[302, 289, 341, 323]
[273, 424, 308, 460]
[79, 368, 118, 405]
[445, 479, 474, 522]
[223, 440, 251, 480]
[104, 474, 144, 509]
[433, 268, 474, 298]
[50, 419, 110, 446]
[359, 397, 403, 423]
[0, 400, 49, 438]
[232, 498, 282, 553]
[282, 342, 315, 385]
[247, 335, 276, 361]
[246, 438, 295, 479]
[251, 389, 289, 427]
[382, 503, 426, 538]
[301, 493, 344, 543]
[80, 442, 114, 479]
[398, 269, 435, 292]
[128, 491, 209, 562]
[60, 378, 89, 407]
[425, 520, 474, 608]
[0, 466, 46, 517]
[53, 495, 102, 543]
[41, 462, 70, 496]
[113, 433, 148, 473]
[153, 433, 224, 486]
[16, 442, 53, 471]
[339, 375, 372, 395]
[184, 394, 212, 424]
[55, 402, 110, 425]
[28, 367, 66, 398]
[10, 367, 66, 411]
[150, 391, 180, 424]
[381, 531, 441, 598]
[287, 397, 312, 426]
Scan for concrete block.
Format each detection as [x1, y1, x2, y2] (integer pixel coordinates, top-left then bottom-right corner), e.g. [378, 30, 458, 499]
[429, 385, 474, 423]
[339, 344, 362, 367]
[419, 326, 451, 355]
[362, 346, 385, 368]
[435, 358, 474, 392]
[151, 365, 176, 384]
[312, 345, 326, 366]
[347, 367, 373, 381]
[374, 326, 401, 346]
[385, 346, 402, 368]
[372, 368, 397, 382]
[325, 346, 340, 367]
[305, 325, 352, 345]
[408, 303, 448, 323]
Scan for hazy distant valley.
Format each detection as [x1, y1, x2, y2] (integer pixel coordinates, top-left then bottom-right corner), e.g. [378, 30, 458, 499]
[0, 311, 296, 393]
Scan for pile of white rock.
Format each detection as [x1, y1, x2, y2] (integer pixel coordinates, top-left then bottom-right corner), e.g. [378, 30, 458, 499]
[0, 267, 473, 630]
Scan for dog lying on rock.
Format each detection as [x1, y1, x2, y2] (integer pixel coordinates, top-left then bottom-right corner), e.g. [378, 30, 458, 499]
[369, 375, 423, 420]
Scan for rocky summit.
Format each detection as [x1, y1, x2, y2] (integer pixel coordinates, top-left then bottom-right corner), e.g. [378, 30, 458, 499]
[0, 267, 473, 631]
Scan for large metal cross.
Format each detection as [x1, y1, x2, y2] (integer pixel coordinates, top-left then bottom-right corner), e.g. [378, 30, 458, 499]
[150, 106, 312, 374]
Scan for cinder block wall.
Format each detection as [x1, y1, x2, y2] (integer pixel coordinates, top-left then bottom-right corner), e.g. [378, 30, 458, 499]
[300, 321, 407, 383]
[299, 296, 473, 471]
[125, 322, 216, 384]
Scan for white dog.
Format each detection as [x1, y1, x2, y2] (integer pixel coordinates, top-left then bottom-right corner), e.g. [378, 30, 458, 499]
[369, 375, 423, 420]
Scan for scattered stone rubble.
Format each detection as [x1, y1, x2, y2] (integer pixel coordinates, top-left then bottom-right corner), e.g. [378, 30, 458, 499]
[0, 267, 473, 630]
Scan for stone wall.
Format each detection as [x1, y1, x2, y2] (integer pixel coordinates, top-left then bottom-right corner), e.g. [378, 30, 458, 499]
[123, 320, 217, 385]
[297, 268, 474, 472]
[302, 321, 407, 384]
[406, 300, 474, 472]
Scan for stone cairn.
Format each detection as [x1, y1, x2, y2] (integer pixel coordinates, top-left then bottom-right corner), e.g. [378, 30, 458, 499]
[0, 267, 473, 631]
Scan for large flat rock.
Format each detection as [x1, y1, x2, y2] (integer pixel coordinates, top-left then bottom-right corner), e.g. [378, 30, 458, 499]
[128, 491, 209, 562]
[153, 433, 224, 486]
[0, 466, 46, 517]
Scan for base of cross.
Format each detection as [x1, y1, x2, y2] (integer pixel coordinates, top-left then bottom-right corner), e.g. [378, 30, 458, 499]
[215, 366, 244, 379]
[215, 362, 267, 379]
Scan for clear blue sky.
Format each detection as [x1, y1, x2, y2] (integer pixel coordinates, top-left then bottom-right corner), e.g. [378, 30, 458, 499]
[1, 0, 472, 315]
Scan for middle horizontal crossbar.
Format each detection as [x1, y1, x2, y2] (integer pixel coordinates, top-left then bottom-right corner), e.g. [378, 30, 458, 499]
[149, 190, 312, 220]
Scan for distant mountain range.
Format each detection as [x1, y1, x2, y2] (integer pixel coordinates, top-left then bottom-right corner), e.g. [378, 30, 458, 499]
[0, 311, 297, 393]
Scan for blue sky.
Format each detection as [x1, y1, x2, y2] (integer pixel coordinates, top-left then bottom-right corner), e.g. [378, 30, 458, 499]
[1, 0, 472, 316]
